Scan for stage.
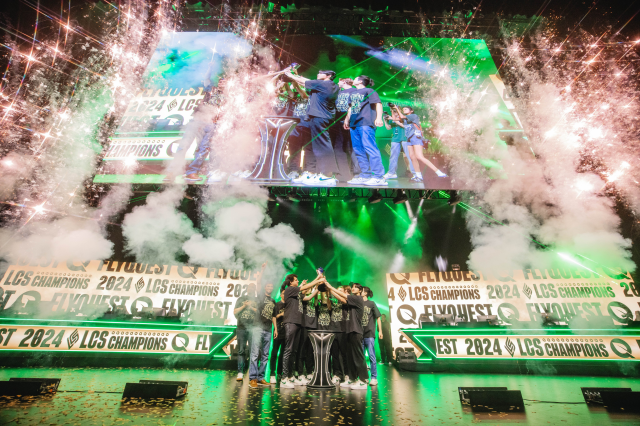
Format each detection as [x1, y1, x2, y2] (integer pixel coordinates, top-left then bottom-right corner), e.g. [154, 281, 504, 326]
[2, 365, 640, 425]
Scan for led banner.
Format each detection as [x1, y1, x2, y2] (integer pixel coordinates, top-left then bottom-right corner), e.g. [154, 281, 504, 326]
[0, 259, 263, 325]
[94, 32, 520, 190]
[0, 324, 231, 355]
[386, 269, 637, 357]
[402, 331, 640, 361]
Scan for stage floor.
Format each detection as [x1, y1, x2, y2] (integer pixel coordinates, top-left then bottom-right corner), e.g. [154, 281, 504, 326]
[2, 365, 640, 425]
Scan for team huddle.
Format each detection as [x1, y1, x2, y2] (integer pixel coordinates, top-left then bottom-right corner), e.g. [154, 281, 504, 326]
[235, 271, 389, 389]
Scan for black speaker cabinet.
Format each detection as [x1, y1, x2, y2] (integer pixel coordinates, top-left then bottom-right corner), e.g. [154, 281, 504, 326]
[580, 387, 632, 404]
[0, 378, 61, 396]
[600, 391, 640, 412]
[467, 390, 525, 412]
[122, 380, 188, 399]
[458, 387, 508, 404]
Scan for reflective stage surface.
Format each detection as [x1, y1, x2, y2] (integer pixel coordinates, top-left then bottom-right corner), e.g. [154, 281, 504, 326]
[1, 365, 640, 425]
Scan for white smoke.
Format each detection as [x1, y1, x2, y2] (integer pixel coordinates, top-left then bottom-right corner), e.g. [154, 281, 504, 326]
[415, 34, 636, 274]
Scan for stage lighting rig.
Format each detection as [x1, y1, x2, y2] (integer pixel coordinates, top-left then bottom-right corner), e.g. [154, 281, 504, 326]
[393, 190, 408, 204]
[344, 189, 357, 203]
[288, 192, 301, 202]
[368, 190, 383, 204]
[447, 190, 462, 206]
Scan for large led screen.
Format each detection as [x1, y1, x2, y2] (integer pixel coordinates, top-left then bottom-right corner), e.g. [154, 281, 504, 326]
[94, 33, 521, 189]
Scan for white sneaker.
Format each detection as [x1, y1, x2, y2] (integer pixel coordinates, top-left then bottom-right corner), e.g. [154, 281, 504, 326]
[293, 376, 305, 385]
[304, 173, 337, 186]
[306, 374, 313, 383]
[363, 177, 388, 186]
[342, 379, 353, 388]
[270, 376, 277, 384]
[347, 176, 368, 185]
[280, 378, 294, 389]
[292, 171, 314, 184]
[383, 173, 398, 179]
[369, 379, 378, 386]
[436, 170, 448, 178]
[410, 175, 423, 182]
[207, 170, 227, 183]
[288, 171, 300, 180]
[351, 380, 368, 389]
[236, 373, 244, 381]
[331, 375, 341, 385]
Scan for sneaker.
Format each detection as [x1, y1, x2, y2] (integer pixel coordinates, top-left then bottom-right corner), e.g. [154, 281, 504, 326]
[369, 379, 378, 386]
[241, 170, 252, 178]
[342, 379, 353, 389]
[347, 176, 368, 185]
[292, 172, 314, 184]
[351, 380, 368, 389]
[236, 373, 244, 381]
[435, 170, 448, 178]
[388, 362, 392, 366]
[207, 170, 227, 183]
[288, 171, 300, 180]
[270, 376, 277, 384]
[293, 376, 305, 385]
[410, 175, 423, 182]
[280, 378, 294, 389]
[249, 379, 258, 389]
[184, 173, 202, 182]
[383, 173, 398, 179]
[331, 375, 341, 385]
[258, 380, 270, 386]
[304, 173, 337, 186]
[363, 177, 388, 186]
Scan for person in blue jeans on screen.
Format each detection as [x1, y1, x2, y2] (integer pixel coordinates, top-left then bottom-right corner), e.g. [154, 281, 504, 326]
[248, 282, 276, 389]
[361, 286, 382, 386]
[344, 75, 387, 187]
[383, 108, 415, 179]
[234, 283, 258, 381]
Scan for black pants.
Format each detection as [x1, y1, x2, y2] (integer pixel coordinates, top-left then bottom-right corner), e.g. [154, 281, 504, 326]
[379, 336, 393, 363]
[288, 121, 314, 173]
[270, 338, 285, 376]
[308, 115, 338, 176]
[282, 323, 302, 379]
[330, 332, 345, 379]
[296, 327, 315, 375]
[330, 120, 361, 177]
[347, 332, 369, 382]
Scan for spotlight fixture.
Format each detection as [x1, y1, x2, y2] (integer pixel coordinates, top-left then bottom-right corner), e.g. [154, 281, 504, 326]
[368, 190, 383, 204]
[447, 190, 461, 206]
[393, 189, 408, 204]
[344, 189, 357, 203]
[288, 193, 301, 202]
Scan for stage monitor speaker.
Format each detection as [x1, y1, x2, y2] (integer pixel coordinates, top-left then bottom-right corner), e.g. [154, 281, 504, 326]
[600, 391, 640, 412]
[467, 390, 525, 412]
[122, 380, 188, 399]
[458, 387, 508, 404]
[580, 387, 632, 404]
[0, 378, 61, 396]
